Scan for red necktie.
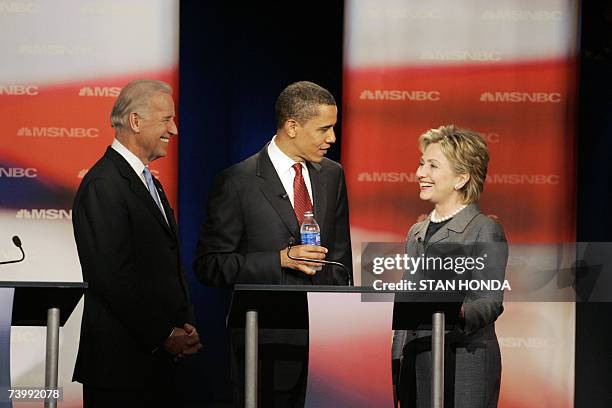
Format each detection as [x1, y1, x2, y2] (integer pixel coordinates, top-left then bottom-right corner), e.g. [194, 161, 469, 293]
[292, 163, 313, 225]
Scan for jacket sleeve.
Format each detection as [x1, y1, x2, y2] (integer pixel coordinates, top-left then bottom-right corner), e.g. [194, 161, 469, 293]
[461, 218, 508, 334]
[328, 166, 353, 285]
[391, 222, 421, 384]
[193, 173, 283, 287]
[73, 178, 174, 352]
[156, 179, 196, 327]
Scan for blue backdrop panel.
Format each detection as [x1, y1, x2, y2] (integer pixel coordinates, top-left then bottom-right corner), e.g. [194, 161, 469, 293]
[178, 1, 344, 404]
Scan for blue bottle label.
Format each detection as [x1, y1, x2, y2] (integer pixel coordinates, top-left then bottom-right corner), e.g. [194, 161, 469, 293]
[301, 231, 321, 246]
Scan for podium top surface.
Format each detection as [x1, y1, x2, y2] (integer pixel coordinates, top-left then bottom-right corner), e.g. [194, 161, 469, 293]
[0, 281, 87, 289]
[229, 285, 464, 329]
[234, 284, 383, 293]
[0, 281, 87, 326]
[229, 285, 383, 329]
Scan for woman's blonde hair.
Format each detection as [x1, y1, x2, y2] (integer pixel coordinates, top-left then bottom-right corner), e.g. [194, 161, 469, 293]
[419, 125, 489, 204]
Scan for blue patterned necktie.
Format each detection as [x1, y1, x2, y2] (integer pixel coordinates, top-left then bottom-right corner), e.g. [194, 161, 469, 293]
[142, 167, 168, 223]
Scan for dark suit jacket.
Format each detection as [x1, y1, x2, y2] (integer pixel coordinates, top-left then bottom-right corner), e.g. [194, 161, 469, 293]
[72, 147, 194, 390]
[194, 144, 352, 287]
[392, 204, 508, 407]
[193, 145, 352, 397]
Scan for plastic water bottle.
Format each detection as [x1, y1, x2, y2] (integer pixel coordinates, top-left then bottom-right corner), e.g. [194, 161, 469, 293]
[300, 211, 322, 271]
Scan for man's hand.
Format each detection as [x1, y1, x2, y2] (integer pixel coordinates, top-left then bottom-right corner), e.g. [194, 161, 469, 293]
[163, 323, 203, 358]
[280, 244, 328, 275]
[177, 323, 202, 358]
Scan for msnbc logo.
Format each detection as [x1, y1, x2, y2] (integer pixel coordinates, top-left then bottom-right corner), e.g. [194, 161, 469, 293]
[357, 172, 417, 183]
[499, 337, 556, 349]
[16, 209, 72, 220]
[360, 90, 440, 101]
[78, 86, 121, 97]
[0, 84, 38, 95]
[18, 44, 95, 56]
[486, 174, 560, 185]
[367, 8, 441, 20]
[17, 127, 99, 138]
[0, 2, 39, 13]
[482, 10, 562, 21]
[420, 51, 502, 61]
[0, 167, 37, 178]
[479, 92, 561, 103]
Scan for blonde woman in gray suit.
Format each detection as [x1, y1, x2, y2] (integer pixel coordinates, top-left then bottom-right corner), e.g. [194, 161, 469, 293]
[392, 125, 508, 408]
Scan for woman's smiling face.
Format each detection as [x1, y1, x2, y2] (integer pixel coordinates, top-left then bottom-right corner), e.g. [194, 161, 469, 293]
[416, 142, 465, 206]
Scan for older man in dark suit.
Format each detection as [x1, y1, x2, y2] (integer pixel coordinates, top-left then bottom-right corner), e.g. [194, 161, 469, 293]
[72, 80, 202, 408]
[194, 81, 353, 406]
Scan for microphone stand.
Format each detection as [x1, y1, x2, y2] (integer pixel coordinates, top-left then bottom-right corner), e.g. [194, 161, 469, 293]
[0, 236, 26, 265]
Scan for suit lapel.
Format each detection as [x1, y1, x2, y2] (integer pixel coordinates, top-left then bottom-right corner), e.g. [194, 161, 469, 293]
[411, 219, 429, 255]
[307, 161, 327, 230]
[256, 146, 300, 239]
[413, 218, 428, 241]
[153, 177, 179, 238]
[106, 148, 174, 238]
[428, 203, 480, 246]
[428, 223, 450, 246]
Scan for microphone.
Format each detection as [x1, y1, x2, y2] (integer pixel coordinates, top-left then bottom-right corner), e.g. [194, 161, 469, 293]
[279, 193, 289, 200]
[287, 238, 353, 286]
[0, 235, 26, 265]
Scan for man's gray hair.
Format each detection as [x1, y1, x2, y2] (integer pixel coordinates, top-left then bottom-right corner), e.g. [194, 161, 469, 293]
[110, 79, 172, 131]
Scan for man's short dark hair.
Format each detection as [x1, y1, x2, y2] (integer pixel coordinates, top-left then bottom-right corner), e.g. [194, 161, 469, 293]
[275, 81, 336, 129]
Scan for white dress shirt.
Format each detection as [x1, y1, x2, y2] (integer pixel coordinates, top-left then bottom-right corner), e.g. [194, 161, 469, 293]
[110, 139, 168, 223]
[267, 136, 313, 209]
[111, 138, 148, 187]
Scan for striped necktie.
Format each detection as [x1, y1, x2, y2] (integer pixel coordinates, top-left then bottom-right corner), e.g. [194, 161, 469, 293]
[143, 167, 168, 223]
[292, 163, 313, 225]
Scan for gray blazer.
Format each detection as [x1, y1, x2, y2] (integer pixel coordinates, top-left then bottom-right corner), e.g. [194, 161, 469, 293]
[392, 203, 508, 407]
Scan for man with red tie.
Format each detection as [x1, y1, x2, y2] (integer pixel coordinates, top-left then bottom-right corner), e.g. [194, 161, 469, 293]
[194, 81, 352, 406]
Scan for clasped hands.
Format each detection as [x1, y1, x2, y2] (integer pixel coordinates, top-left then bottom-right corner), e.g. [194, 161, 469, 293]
[163, 323, 203, 359]
[280, 244, 328, 275]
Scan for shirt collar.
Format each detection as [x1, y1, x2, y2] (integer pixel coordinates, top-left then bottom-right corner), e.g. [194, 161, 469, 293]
[111, 138, 146, 177]
[267, 135, 306, 176]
